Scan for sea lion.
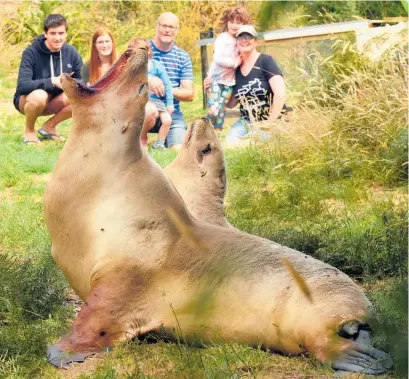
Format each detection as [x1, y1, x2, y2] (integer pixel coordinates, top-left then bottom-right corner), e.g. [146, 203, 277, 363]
[44, 39, 392, 374]
[164, 119, 230, 227]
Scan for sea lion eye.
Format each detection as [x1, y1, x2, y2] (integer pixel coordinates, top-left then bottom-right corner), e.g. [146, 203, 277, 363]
[201, 144, 212, 155]
[139, 83, 148, 94]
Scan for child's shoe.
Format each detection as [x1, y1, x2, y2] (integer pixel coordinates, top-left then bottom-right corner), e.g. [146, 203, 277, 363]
[152, 139, 166, 150]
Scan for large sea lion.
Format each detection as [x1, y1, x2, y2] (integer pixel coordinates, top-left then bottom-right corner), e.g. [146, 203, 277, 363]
[164, 119, 230, 227]
[44, 39, 392, 374]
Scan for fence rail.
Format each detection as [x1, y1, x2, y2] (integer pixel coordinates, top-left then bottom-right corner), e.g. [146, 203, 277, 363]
[197, 19, 407, 109]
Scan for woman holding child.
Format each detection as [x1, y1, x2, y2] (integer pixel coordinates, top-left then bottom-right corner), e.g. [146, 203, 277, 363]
[205, 7, 250, 133]
[224, 24, 286, 147]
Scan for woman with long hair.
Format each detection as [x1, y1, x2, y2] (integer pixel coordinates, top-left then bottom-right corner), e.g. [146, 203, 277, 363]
[82, 26, 117, 85]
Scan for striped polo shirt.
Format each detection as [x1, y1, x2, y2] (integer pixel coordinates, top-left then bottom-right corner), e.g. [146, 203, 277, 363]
[149, 40, 193, 114]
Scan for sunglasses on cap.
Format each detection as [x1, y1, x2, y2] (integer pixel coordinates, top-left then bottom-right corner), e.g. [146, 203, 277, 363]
[237, 33, 255, 41]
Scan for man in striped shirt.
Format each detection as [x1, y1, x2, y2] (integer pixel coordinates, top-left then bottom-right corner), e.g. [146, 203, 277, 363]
[143, 12, 194, 150]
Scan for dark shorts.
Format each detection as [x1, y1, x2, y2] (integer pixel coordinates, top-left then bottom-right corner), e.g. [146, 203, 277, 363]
[13, 91, 61, 114]
[149, 111, 187, 147]
[13, 95, 21, 113]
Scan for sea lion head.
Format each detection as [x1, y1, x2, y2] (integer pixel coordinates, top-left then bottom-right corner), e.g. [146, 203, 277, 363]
[60, 38, 149, 138]
[182, 118, 225, 179]
[166, 118, 226, 200]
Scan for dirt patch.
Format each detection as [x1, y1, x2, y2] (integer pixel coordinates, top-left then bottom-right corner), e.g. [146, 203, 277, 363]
[370, 185, 407, 208]
[0, 99, 16, 116]
[65, 290, 83, 316]
[32, 173, 52, 184]
[0, 187, 17, 202]
[321, 198, 346, 218]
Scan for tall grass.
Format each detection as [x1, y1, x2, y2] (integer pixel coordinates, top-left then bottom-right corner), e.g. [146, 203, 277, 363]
[300, 39, 408, 185]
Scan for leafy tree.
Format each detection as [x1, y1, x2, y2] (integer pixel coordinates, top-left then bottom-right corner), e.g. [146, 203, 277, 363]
[258, 1, 408, 30]
[306, 0, 357, 23]
[258, 1, 295, 30]
[356, 1, 408, 19]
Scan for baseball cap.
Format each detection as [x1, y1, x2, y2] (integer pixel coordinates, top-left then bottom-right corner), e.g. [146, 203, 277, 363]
[236, 25, 257, 38]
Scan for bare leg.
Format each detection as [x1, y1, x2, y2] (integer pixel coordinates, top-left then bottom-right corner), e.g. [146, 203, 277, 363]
[19, 90, 49, 143]
[142, 102, 158, 149]
[41, 93, 72, 140]
[158, 111, 171, 142]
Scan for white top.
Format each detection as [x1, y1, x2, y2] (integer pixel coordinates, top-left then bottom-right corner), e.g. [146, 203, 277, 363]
[207, 32, 238, 86]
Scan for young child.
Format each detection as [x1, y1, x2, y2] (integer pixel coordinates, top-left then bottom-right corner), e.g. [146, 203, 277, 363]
[142, 43, 174, 150]
[206, 6, 250, 132]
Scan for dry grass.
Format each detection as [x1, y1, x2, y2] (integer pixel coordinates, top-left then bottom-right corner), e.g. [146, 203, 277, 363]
[0, 9, 21, 75]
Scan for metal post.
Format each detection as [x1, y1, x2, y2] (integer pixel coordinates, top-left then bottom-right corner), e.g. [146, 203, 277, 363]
[200, 27, 214, 110]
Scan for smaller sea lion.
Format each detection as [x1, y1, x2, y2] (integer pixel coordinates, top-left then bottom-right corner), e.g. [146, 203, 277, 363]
[165, 118, 230, 227]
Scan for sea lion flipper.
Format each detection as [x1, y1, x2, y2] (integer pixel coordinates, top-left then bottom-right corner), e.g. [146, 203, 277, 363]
[332, 344, 393, 374]
[46, 344, 94, 368]
[48, 282, 128, 368]
[329, 329, 393, 374]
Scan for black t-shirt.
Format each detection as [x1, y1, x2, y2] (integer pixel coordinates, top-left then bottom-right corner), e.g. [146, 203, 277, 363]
[233, 53, 283, 122]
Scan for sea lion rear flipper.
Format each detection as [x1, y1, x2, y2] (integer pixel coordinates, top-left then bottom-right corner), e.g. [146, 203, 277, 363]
[331, 329, 393, 374]
[326, 323, 393, 374]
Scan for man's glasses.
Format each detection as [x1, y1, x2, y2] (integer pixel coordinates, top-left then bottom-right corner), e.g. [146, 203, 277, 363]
[237, 34, 255, 41]
[157, 22, 178, 31]
[96, 40, 112, 45]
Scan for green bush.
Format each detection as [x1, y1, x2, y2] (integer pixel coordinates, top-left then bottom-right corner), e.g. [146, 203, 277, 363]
[0, 253, 71, 376]
[369, 278, 408, 378]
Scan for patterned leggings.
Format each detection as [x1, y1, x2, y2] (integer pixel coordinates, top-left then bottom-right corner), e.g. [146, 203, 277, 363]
[205, 82, 233, 130]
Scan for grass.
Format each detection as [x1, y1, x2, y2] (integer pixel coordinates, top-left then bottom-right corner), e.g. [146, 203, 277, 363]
[0, 16, 407, 379]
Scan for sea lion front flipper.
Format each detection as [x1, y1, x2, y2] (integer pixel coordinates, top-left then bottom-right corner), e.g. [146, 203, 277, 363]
[47, 280, 130, 368]
[47, 345, 95, 368]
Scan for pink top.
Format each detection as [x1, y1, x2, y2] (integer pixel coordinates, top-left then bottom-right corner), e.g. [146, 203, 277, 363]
[207, 32, 238, 86]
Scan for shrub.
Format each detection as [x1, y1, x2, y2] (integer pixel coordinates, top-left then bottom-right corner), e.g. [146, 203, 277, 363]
[369, 278, 408, 378]
[0, 253, 71, 375]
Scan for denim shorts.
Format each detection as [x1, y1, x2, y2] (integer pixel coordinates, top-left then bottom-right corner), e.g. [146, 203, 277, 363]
[149, 111, 187, 147]
[225, 118, 272, 147]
